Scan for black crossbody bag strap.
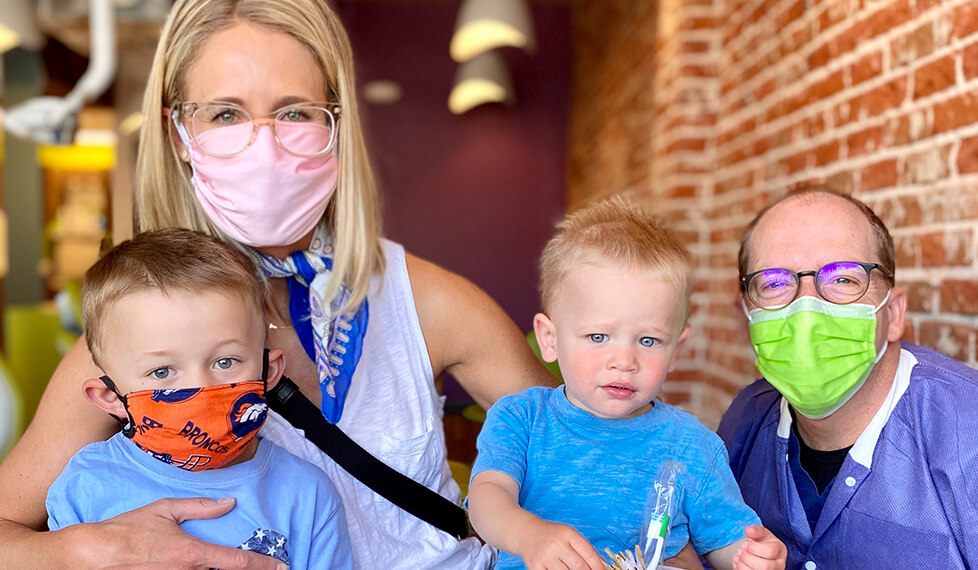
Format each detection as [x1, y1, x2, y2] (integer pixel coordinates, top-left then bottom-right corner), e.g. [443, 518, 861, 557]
[267, 377, 469, 540]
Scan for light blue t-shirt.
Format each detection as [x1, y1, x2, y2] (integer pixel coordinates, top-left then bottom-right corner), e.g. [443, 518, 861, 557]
[471, 386, 759, 569]
[46, 434, 352, 569]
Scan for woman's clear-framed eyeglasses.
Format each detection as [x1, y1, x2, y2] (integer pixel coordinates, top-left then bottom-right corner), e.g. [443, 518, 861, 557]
[740, 261, 893, 310]
[170, 101, 341, 158]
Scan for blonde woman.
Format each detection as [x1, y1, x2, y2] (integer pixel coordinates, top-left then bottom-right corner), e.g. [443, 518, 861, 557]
[0, 1, 554, 567]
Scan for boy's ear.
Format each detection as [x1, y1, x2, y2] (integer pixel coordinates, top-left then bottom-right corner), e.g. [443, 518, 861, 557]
[668, 325, 693, 373]
[264, 348, 287, 390]
[82, 377, 127, 418]
[533, 313, 559, 363]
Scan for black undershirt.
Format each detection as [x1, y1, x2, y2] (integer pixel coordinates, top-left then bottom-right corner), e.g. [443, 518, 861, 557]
[790, 408, 852, 494]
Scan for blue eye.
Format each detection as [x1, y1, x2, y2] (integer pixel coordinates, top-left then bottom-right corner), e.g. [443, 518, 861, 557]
[588, 334, 609, 344]
[639, 337, 659, 348]
[151, 367, 172, 380]
[215, 357, 236, 370]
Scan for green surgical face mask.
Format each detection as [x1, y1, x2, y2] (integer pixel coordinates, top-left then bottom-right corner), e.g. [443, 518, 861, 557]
[747, 290, 891, 419]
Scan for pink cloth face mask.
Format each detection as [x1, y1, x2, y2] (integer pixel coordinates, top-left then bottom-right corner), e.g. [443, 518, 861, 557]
[175, 121, 338, 248]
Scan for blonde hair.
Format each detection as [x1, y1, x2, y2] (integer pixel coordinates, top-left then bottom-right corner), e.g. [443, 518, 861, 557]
[83, 229, 268, 367]
[136, 0, 383, 314]
[539, 196, 692, 315]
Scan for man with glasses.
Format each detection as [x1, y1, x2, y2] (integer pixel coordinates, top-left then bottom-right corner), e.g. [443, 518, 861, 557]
[718, 187, 978, 568]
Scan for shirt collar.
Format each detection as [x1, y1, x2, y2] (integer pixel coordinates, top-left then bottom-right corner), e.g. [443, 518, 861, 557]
[551, 386, 670, 433]
[776, 347, 917, 468]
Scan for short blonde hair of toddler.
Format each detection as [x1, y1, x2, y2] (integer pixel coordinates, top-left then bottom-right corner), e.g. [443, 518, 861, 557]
[539, 196, 692, 316]
[83, 228, 268, 367]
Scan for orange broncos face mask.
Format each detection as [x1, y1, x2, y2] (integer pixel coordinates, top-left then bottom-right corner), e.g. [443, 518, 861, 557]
[100, 352, 269, 472]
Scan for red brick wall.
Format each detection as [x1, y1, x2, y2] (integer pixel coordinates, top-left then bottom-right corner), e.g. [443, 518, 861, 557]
[570, 0, 978, 427]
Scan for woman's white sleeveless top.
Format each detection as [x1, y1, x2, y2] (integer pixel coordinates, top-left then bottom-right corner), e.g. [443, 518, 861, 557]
[260, 239, 495, 569]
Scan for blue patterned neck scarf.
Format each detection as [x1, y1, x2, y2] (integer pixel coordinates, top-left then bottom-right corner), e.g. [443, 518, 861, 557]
[248, 225, 369, 423]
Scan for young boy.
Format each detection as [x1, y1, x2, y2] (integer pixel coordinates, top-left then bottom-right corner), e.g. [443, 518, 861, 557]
[44, 229, 352, 569]
[468, 197, 786, 570]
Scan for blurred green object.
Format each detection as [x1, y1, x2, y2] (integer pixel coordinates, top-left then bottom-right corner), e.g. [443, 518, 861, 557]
[5, 304, 63, 434]
[461, 403, 486, 424]
[0, 355, 20, 461]
[526, 330, 562, 381]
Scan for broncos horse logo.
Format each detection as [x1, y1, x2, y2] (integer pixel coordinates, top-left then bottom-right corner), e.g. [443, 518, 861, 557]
[229, 392, 268, 440]
[150, 387, 202, 403]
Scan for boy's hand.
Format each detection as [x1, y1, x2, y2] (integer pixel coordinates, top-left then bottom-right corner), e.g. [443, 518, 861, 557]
[515, 518, 605, 570]
[732, 525, 787, 570]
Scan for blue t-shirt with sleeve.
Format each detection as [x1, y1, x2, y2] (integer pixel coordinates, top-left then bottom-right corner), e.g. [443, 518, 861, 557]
[471, 386, 759, 569]
[46, 433, 352, 569]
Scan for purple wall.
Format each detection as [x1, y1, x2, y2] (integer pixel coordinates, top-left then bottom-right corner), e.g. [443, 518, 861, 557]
[339, 2, 571, 400]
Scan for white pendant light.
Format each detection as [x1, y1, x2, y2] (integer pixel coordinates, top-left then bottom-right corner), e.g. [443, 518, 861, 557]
[448, 51, 514, 115]
[450, 0, 535, 63]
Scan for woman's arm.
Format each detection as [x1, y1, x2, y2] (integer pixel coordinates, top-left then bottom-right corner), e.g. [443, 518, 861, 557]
[0, 337, 285, 569]
[407, 253, 558, 410]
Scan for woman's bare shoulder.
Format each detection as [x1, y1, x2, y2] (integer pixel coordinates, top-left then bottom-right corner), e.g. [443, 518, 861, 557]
[403, 251, 556, 408]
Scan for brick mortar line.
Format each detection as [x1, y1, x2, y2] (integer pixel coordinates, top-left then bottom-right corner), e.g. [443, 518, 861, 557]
[717, 3, 973, 127]
[697, 360, 758, 382]
[847, 175, 978, 199]
[694, 212, 758, 230]
[722, 0, 815, 53]
[708, 100, 978, 191]
[894, 267, 978, 281]
[717, 0, 967, 108]
[888, 219, 978, 235]
[717, 44, 977, 156]
[682, 4, 724, 17]
[905, 312, 978, 326]
[697, 340, 759, 358]
[716, 40, 978, 157]
[712, 147, 960, 201]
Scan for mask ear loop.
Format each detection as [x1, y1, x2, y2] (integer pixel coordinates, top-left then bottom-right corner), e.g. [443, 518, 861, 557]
[872, 288, 893, 313]
[261, 348, 270, 393]
[99, 375, 136, 438]
[870, 288, 894, 364]
[740, 299, 753, 322]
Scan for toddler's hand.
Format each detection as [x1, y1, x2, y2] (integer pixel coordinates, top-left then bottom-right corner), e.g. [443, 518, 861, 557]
[515, 519, 605, 570]
[732, 525, 787, 570]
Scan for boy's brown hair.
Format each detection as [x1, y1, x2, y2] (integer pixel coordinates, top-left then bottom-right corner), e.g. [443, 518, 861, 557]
[539, 195, 692, 316]
[82, 228, 267, 366]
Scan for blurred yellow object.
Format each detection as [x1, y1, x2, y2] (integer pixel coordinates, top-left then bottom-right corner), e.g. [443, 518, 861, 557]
[448, 459, 472, 498]
[5, 304, 63, 432]
[37, 144, 115, 171]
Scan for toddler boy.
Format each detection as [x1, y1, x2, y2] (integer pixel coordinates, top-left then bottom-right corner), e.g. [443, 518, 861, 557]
[468, 197, 786, 570]
[45, 229, 352, 569]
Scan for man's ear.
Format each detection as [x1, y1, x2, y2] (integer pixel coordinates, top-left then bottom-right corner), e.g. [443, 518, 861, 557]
[668, 325, 693, 372]
[264, 348, 287, 391]
[883, 286, 907, 344]
[533, 313, 559, 363]
[82, 377, 127, 418]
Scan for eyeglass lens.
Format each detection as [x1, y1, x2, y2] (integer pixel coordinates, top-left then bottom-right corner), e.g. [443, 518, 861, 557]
[190, 104, 335, 157]
[748, 261, 872, 308]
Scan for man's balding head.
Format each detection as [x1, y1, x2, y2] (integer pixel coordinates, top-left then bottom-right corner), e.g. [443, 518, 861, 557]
[737, 187, 896, 281]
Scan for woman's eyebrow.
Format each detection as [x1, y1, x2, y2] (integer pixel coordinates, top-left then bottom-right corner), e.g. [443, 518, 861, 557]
[206, 96, 247, 106]
[273, 95, 316, 107]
